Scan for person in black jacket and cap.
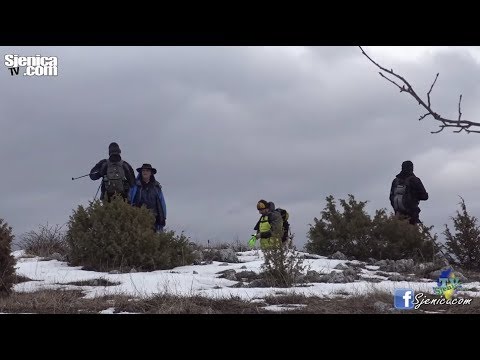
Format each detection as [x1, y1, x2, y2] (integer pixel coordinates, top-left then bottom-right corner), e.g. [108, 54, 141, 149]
[389, 160, 429, 225]
[89, 142, 135, 202]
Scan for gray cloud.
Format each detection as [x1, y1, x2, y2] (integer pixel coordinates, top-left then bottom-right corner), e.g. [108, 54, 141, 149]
[1, 46, 480, 248]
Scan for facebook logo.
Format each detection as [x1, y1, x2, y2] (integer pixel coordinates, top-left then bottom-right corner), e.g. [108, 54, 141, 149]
[394, 289, 415, 309]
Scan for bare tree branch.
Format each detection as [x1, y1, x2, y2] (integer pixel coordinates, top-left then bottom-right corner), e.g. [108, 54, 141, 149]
[431, 127, 444, 134]
[458, 94, 463, 120]
[379, 73, 406, 91]
[419, 112, 430, 121]
[359, 46, 480, 134]
[427, 73, 439, 108]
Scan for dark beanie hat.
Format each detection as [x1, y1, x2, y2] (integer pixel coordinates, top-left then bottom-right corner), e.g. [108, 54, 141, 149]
[402, 160, 413, 171]
[109, 142, 121, 155]
[257, 199, 269, 210]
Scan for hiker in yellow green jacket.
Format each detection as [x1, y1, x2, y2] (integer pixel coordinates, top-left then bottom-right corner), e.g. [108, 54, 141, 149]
[253, 199, 283, 249]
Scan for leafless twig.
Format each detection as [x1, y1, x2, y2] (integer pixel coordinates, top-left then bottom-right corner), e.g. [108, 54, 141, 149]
[359, 46, 480, 134]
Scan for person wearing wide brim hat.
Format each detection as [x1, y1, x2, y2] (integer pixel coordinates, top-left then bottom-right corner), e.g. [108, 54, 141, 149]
[129, 162, 166, 233]
[136, 163, 157, 175]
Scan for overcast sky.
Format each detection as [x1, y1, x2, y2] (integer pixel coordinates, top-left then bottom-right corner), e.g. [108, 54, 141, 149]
[2, 46, 480, 249]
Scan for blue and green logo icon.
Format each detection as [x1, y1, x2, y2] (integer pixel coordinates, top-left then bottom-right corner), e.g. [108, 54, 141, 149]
[433, 268, 462, 299]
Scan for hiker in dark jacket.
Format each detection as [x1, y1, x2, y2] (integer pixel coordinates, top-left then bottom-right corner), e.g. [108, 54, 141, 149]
[267, 201, 292, 248]
[89, 142, 135, 202]
[129, 163, 167, 233]
[389, 160, 429, 225]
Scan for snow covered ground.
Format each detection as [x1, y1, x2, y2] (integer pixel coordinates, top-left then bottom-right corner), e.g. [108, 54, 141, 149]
[12, 250, 480, 303]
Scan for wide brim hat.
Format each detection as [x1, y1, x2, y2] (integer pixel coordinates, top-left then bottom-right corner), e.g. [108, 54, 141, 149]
[136, 163, 157, 175]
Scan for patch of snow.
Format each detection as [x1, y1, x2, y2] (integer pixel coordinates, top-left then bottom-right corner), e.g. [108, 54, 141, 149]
[12, 250, 26, 259]
[99, 307, 116, 314]
[263, 304, 307, 312]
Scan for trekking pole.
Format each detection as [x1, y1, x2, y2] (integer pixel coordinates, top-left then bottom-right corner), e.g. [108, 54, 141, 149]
[72, 171, 98, 181]
[93, 182, 101, 201]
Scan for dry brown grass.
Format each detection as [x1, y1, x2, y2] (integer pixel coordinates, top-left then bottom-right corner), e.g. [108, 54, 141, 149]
[0, 290, 269, 314]
[13, 274, 34, 284]
[1, 289, 479, 314]
[20, 223, 68, 258]
[61, 278, 121, 286]
[0, 290, 88, 313]
[262, 292, 397, 313]
[111, 294, 268, 314]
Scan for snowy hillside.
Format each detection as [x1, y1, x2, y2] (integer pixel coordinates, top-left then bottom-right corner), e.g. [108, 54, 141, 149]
[4, 249, 479, 314]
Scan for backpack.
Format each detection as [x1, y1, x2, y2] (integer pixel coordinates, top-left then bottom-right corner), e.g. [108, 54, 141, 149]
[275, 208, 290, 242]
[392, 176, 413, 213]
[102, 160, 127, 196]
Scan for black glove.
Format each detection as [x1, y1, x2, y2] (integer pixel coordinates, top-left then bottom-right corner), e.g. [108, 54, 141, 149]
[258, 231, 271, 239]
